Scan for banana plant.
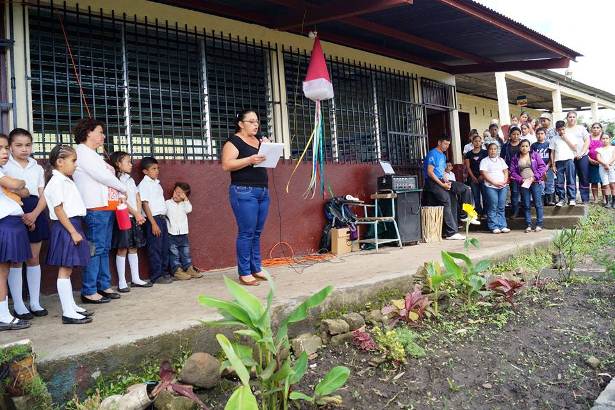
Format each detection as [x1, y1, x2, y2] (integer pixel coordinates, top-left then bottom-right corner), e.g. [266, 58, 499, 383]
[441, 251, 490, 305]
[199, 273, 349, 410]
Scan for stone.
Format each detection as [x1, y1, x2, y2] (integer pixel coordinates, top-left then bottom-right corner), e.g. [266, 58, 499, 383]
[291, 333, 322, 357]
[330, 332, 353, 346]
[320, 330, 330, 344]
[321, 319, 350, 335]
[98, 394, 123, 410]
[482, 383, 493, 389]
[586, 356, 601, 369]
[122, 383, 153, 410]
[365, 309, 383, 324]
[154, 390, 198, 410]
[179, 352, 221, 389]
[342, 312, 365, 331]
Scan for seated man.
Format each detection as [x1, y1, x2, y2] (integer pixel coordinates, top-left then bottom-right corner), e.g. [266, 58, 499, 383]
[423, 135, 477, 240]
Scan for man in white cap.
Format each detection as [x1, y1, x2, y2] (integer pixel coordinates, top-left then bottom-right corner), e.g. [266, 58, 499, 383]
[539, 113, 557, 142]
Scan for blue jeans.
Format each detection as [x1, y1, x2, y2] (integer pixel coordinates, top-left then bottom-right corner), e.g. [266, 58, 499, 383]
[555, 159, 576, 202]
[574, 155, 590, 202]
[483, 185, 508, 231]
[521, 182, 544, 227]
[545, 168, 555, 195]
[82, 210, 113, 296]
[509, 180, 520, 216]
[169, 234, 192, 271]
[229, 185, 270, 276]
[468, 179, 484, 215]
[145, 215, 169, 282]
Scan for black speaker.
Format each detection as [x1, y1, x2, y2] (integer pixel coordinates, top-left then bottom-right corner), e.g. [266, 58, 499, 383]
[377, 190, 422, 244]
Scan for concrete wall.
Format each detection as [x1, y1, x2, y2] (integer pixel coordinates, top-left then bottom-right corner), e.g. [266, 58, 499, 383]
[457, 93, 542, 133]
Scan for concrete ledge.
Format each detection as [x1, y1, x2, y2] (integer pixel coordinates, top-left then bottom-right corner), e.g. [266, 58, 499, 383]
[593, 379, 615, 409]
[0, 231, 554, 403]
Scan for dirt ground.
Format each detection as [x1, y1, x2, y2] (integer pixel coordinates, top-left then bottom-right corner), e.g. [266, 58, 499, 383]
[200, 256, 615, 409]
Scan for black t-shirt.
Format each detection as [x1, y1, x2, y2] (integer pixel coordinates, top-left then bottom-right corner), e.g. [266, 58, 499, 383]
[227, 135, 268, 188]
[464, 148, 488, 179]
[531, 141, 551, 166]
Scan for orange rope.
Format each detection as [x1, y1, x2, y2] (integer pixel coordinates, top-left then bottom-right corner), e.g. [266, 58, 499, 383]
[262, 241, 333, 267]
[58, 16, 91, 118]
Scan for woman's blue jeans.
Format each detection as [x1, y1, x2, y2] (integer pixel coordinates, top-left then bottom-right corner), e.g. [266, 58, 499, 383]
[483, 185, 508, 231]
[509, 180, 520, 216]
[521, 182, 544, 227]
[82, 210, 113, 296]
[229, 185, 270, 276]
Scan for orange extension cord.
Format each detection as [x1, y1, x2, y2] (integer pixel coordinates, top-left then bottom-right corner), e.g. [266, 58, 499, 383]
[262, 241, 333, 267]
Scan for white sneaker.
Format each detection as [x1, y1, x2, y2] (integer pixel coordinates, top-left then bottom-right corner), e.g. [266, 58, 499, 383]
[569, 200, 576, 206]
[469, 218, 481, 226]
[501, 228, 511, 233]
[525, 226, 533, 233]
[555, 200, 565, 207]
[492, 229, 501, 234]
[535, 226, 543, 232]
[446, 233, 466, 240]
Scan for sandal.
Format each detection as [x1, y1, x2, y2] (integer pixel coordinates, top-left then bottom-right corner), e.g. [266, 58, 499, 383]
[0, 317, 31, 331]
[239, 276, 260, 286]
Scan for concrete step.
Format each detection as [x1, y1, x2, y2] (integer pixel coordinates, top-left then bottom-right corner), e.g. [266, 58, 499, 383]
[508, 215, 582, 230]
[535, 204, 588, 217]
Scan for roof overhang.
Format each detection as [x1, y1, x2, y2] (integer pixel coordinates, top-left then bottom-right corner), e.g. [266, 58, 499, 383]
[152, 0, 582, 75]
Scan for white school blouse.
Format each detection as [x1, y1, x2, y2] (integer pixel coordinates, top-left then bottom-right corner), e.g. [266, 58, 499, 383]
[138, 175, 166, 217]
[44, 170, 87, 220]
[165, 199, 192, 235]
[120, 173, 139, 216]
[2, 156, 44, 197]
[0, 168, 24, 219]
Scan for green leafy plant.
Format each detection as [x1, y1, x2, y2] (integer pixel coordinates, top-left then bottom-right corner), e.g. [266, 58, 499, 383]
[199, 274, 349, 410]
[552, 227, 580, 282]
[372, 326, 406, 364]
[425, 261, 452, 316]
[441, 251, 490, 305]
[394, 327, 426, 359]
[381, 284, 433, 326]
[289, 366, 350, 407]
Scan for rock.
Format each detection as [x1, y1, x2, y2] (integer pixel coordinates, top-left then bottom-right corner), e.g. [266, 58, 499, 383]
[368, 355, 387, 367]
[320, 330, 330, 344]
[98, 394, 123, 410]
[122, 383, 153, 410]
[154, 390, 198, 410]
[321, 319, 350, 335]
[586, 356, 601, 369]
[291, 333, 322, 357]
[330, 332, 353, 346]
[342, 312, 365, 331]
[365, 309, 383, 324]
[179, 352, 221, 389]
[482, 383, 493, 389]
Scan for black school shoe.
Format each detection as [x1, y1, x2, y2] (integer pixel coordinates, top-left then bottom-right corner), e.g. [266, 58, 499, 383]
[153, 276, 173, 285]
[31, 308, 48, 317]
[0, 318, 30, 331]
[98, 290, 121, 299]
[81, 295, 111, 304]
[13, 311, 34, 320]
[62, 315, 93, 325]
[132, 281, 153, 288]
[118, 287, 131, 293]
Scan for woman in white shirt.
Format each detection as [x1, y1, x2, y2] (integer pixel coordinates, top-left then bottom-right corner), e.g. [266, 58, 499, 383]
[480, 143, 510, 234]
[0, 134, 31, 330]
[72, 119, 127, 304]
[596, 133, 615, 208]
[565, 111, 590, 203]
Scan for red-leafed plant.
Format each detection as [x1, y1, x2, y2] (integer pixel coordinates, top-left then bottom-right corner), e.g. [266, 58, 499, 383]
[150, 360, 208, 409]
[488, 278, 523, 307]
[381, 284, 432, 327]
[352, 329, 377, 351]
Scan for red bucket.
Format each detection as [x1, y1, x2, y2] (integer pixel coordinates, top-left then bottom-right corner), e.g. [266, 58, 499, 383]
[115, 203, 132, 231]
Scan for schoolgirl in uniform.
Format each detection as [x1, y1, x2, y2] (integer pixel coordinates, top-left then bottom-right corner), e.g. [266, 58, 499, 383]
[109, 151, 151, 291]
[0, 133, 31, 331]
[44, 145, 94, 325]
[4, 128, 49, 319]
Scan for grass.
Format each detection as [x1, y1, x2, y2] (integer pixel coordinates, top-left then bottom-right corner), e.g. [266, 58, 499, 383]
[0, 343, 32, 365]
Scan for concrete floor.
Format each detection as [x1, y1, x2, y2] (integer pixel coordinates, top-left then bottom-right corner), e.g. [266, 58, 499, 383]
[0, 230, 554, 364]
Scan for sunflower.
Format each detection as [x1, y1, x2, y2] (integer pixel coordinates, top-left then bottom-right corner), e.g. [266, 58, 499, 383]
[462, 203, 478, 220]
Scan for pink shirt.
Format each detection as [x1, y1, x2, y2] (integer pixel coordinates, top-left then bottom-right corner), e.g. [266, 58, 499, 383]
[589, 137, 603, 160]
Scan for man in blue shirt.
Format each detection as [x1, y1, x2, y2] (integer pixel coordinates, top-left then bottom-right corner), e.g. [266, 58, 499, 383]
[423, 135, 475, 240]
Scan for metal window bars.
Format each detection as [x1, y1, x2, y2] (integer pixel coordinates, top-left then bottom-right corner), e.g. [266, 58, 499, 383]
[27, 1, 279, 159]
[420, 78, 456, 110]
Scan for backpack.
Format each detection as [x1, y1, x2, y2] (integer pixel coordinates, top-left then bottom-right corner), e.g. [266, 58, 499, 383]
[319, 197, 358, 252]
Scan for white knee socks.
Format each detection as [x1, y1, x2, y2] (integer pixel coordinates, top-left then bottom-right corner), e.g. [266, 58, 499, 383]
[116, 255, 128, 289]
[0, 297, 14, 323]
[8, 267, 29, 314]
[128, 253, 147, 285]
[57, 278, 84, 319]
[26, 265, 43, 311]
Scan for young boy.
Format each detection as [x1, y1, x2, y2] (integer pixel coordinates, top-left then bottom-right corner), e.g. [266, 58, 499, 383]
[531, 127, 555, 205]
[166, 182, 201, 280]
[549, 121, 578, 207]
[138, 157, 172, 284]
[444, 162, 457, 182]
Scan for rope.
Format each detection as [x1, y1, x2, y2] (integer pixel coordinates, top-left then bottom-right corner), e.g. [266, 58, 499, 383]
[58, 15, 91, 118]
[262, 241, 333, 268]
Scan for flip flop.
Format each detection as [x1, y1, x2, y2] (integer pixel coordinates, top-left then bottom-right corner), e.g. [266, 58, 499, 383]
[0, 317, 31, 331]
[239, 277, 260, 286]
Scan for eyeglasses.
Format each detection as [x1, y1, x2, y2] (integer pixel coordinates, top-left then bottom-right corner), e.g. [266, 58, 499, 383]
[242, 120, 260, 125]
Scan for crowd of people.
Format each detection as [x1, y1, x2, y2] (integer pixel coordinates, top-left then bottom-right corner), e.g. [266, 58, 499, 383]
[425, 111, 615, 239]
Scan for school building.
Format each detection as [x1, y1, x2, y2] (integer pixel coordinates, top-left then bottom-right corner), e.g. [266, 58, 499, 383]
[1, 0, 613, 290]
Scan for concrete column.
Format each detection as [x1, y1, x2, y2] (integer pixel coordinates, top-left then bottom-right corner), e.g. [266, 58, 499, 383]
[450, 108, 462, 164]
[591, 101, 599, 123]
[7, 3, 30, 130]
[552, 87, 563, 122]
[495, 72, 510, 126]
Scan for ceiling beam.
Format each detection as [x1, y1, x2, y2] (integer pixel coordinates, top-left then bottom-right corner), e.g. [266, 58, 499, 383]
[155, 0, 271, 26]
[271, 0, 412, 31]
[449, 57, 570, 74]
[341, 16, 492, 64]
[317, 32, 450, 72]
[436, 0, 580, 61]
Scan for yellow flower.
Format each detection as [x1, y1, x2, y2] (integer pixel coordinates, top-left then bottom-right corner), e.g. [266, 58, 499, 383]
[462, 203, 478, 220]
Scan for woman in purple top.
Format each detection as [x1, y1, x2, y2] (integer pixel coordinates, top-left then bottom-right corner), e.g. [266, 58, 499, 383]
[510, 139, 547, 232]
[588, 123, 606, 203]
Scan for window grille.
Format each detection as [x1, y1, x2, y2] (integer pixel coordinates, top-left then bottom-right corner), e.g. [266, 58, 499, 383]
[420, 78, 456, 110]
[27, 1, 278, 159]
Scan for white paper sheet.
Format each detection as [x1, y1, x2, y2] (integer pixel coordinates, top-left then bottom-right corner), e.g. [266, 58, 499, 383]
[379, 161, 395, 175]
[254, 143, 285, 168]
[521, 178, 533, 189]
